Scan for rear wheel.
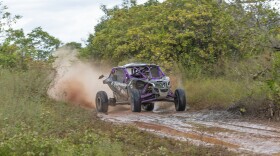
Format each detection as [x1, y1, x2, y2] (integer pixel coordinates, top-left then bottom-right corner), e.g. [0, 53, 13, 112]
[142, 103, 154, 111]
[174, 89, 186, 111]
[128, 88, 141, 112]
[96, 91, 109, 113]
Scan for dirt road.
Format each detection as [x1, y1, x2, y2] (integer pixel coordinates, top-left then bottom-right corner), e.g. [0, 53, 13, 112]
[98, 104, 280, 155]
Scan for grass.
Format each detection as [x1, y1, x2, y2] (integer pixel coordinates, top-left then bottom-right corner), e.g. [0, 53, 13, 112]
[184, 78, 267, 109]
[183, 56, 271, 110]
[0, 67, 235, 155]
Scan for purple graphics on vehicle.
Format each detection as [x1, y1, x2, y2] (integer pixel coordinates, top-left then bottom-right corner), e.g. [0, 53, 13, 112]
[96, 63, 187, 113]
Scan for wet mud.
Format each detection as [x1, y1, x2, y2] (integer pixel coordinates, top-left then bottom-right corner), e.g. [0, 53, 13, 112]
[99, 105, 280, 155]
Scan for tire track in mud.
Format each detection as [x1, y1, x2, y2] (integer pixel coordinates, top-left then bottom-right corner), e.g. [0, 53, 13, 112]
[134, 121, 240, 149]
[98, 106, 280, 155]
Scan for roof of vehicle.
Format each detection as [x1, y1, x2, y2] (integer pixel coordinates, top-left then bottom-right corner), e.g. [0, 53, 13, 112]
[120, 63, 158, 68]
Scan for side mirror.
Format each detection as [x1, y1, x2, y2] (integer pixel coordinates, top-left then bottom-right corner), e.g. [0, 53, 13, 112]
[99, 75, 105, 79]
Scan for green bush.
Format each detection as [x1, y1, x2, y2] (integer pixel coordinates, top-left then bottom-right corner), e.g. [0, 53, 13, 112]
[267, 53, 280, 105]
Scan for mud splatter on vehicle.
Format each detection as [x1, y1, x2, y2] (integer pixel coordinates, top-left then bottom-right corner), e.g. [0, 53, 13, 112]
[96, 63, 187, 113]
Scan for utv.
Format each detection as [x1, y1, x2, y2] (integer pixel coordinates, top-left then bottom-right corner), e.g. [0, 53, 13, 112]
[96, 63, 187, 113]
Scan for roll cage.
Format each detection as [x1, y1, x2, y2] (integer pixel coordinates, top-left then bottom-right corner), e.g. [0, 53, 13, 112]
[109, 65, 165, 83]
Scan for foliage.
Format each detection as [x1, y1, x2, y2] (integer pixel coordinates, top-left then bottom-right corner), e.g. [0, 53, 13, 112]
[0, 68, 235, 155]
[65, 42, 82, 49]
[0, 2, 21, 68]
[0, 27, 61, 68]
[267, 52, 280, 105]
[82, 0, 279, 75]
[0, 2, 21, 40]
[80, 0, 280, 106]
[27, 27, 61, 60]
[6, 27, 61, 59]
[0, 3, 61, 69]
[0, 42, 19, 68]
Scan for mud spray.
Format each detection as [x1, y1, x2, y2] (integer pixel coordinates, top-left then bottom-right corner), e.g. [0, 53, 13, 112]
[47, 47, 111, 109]
[47, 47, 180, 111]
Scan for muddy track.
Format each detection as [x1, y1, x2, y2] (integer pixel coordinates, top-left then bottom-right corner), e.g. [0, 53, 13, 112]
[98, 105, 280, 155]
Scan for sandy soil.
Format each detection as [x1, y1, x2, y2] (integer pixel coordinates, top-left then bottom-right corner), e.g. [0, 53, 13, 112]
[98, 104, 280, 155]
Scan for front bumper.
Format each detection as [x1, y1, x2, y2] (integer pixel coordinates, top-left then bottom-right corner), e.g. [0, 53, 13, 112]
[141, 87, 174, 103]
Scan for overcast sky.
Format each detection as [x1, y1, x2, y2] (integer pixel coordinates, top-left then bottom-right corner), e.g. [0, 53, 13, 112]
[3, 0, 278, 45]
[3, 0, 162, 44]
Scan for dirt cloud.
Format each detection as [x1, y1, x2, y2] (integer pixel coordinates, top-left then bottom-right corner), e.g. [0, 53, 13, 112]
[47, 47, 111, 109]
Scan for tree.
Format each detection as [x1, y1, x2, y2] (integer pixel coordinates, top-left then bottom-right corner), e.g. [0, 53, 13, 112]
[0, 2, 21, 68]
[2, 27, 61, 68]
[0, 2, 62, 69]
[82, 0, 279, 75]
[65, 42, 82, 49]
[5, 28, 34, 68]
[0, 2, 21, 40]
[0, 41, 19, 68]
[7, 27, 61, 60]
[27, 27, 61, 60]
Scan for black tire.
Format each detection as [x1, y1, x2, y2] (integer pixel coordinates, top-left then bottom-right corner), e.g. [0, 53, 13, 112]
[174, 89, 186, 111]
[142, 103, 154, 111]
[96, 91, 109, 113]
[128, 87, 141, 112]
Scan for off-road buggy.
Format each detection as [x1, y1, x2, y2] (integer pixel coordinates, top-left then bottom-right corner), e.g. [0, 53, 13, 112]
[96, 63, 187, 112]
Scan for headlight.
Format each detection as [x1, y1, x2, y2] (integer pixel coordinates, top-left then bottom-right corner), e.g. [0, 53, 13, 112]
[165, 76, 170, 81]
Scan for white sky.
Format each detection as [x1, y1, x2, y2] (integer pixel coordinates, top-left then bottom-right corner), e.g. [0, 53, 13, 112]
[3, 0, 278, 45]
[3, 0, 163, 44]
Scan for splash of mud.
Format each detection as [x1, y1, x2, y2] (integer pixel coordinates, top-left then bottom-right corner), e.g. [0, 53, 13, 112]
[47, 47, 111, 109]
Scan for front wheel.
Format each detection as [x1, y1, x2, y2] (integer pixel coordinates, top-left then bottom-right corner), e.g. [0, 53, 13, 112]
[174, 89, 186, 111]
[128, 88, 141, 112]
[96, 91, 109, 113]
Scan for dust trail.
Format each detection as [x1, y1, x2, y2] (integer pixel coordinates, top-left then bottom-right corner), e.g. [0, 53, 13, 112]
[47, 47, 111, 109]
